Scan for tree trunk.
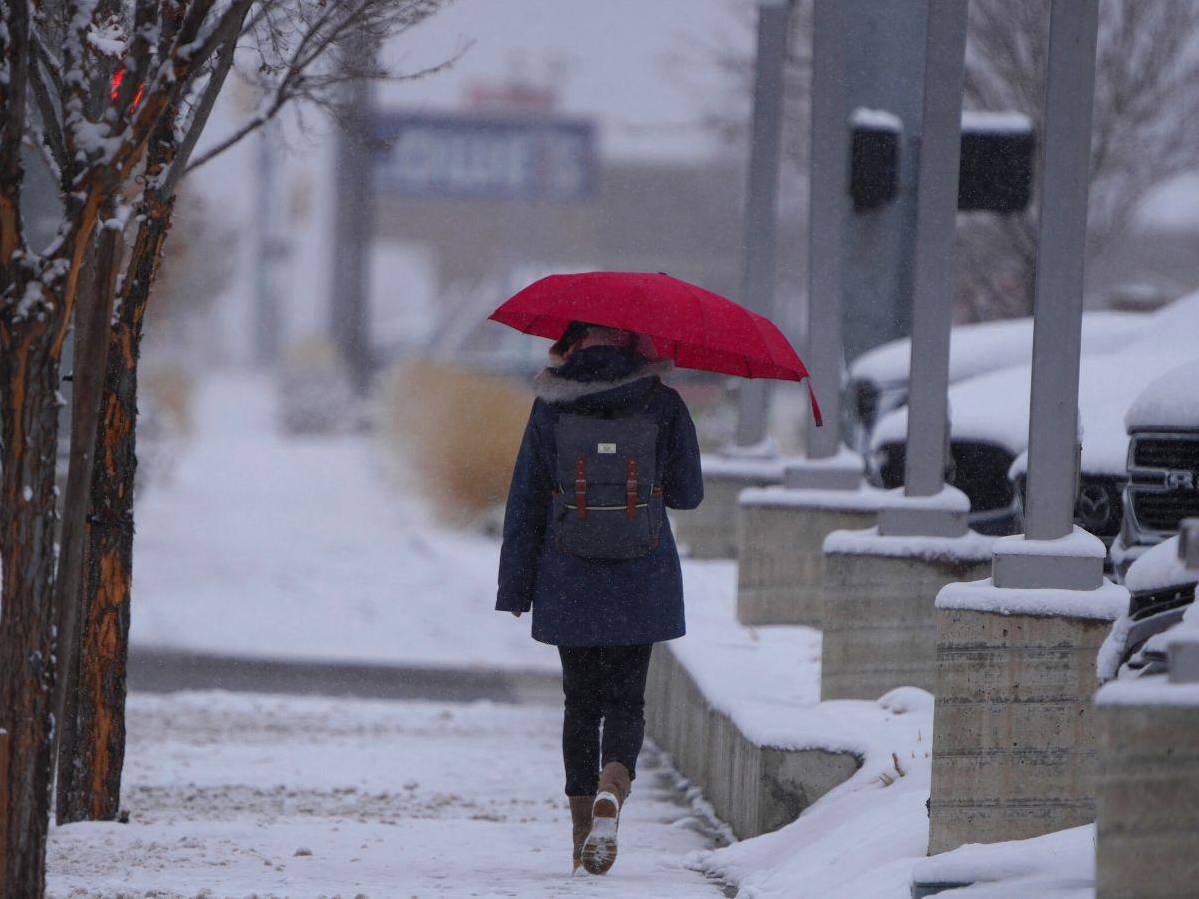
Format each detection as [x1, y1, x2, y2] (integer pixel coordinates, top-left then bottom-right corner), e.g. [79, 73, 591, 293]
[54, 223, 122, 824]
[0, 325, 64, 899]
[57, 199, 172, 822]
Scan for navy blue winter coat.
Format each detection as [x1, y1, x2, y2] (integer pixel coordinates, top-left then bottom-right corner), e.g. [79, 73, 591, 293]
[496, 350, 704, 646]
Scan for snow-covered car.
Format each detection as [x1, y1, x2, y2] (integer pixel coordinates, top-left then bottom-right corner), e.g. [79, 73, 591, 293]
[1008, 294, 1199, 553]
[870, 291, 1196, 537]
[844, 312, 1144, 457]
[1099, 526, 1199, 682]
[1109, 359, 1199, 579]
[866, 316, 1154, 535]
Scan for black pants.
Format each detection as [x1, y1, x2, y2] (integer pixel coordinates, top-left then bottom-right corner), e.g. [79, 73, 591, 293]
[558, 644, 654, 797]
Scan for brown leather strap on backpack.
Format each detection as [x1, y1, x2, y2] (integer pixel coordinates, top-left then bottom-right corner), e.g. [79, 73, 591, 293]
[575, 457, 587, 519]
[626, 458, 639, 520]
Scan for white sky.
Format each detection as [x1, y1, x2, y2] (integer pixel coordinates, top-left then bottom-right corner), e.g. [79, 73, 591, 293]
[375, 0, 751, 160]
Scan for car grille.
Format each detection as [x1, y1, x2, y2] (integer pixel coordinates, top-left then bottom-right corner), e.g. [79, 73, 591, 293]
[1128, 432, 1199, 537]
[1134, 436, 1199, 470]
[1131, 490, 1199, 532]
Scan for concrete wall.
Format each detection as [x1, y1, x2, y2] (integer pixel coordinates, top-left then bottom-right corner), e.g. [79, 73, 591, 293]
[929, 608, 1112, 854]
[644, 643, 859, 839]
[737, 502, 876, 627]
[675, 470, 781, 560]
[821, 552, 990, 700]
[1096, 695, 1199, 899]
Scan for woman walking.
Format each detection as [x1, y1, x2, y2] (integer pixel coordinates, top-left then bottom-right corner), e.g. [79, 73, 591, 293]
[496, 321, 703, 876]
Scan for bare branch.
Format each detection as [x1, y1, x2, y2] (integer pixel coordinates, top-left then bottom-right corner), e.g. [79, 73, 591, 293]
[183, 0, 458, 177]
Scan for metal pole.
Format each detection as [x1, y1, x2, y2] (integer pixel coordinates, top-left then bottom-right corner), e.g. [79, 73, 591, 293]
[329, 47, 374, 396]
[804, 0, 848, 460]
[1021, 0, 1099, 541]
[734, 0, 791, 449]
[254, 124, 281, 367]
[875, 0, 969, 538]
[900, 0, 968, 499]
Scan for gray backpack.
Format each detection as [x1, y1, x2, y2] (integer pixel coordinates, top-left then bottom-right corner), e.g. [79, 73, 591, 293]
[550, 400, 665, 560]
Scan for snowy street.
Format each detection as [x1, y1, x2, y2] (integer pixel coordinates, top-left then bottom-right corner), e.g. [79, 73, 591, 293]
[47, 691, 725, 898]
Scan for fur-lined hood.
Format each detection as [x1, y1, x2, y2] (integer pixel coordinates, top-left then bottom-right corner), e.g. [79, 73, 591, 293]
[534, 358, 674, 405]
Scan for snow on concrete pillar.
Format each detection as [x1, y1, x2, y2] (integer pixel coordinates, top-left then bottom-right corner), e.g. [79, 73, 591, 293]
[1095, 519, 1199, 898]
[927, 577, 1127, 855]
[820, 529, 993, 700]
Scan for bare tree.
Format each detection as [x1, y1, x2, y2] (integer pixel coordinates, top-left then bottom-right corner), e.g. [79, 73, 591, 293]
[0, 1, 452, 892]
[958, 0, 1199, 319]
[674, 1, 813, 208]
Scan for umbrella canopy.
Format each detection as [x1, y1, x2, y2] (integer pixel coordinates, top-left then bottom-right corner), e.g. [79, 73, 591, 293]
[491, 273, 817, 415]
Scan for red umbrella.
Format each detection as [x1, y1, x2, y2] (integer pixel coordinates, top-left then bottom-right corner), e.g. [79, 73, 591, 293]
[491, 271, 821, 423]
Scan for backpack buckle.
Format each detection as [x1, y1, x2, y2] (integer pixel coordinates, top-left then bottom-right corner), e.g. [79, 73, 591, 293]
[626, 458, 638, 520]
[575, 457, 587, 519]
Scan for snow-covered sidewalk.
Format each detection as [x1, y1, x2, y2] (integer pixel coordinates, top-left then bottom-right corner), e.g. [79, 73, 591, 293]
[130, 374, 557, 673]
[48, 691, 724, 897]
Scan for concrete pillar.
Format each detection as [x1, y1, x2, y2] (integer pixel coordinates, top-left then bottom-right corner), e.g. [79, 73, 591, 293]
[673, 456, 786, 559]
[1095, 682, 1199, 899]
[734, 0, 792, 449]
[1094, 518, 1199, 898]
[737, 486, 884, 626]
[926, 578, 1127, 854]
[820, 527, 993, 700]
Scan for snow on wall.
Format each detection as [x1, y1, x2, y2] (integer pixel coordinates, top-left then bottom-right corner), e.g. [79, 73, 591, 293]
[739, 484, 888, 512]
[910, 823, 1095, 891]
[849, 107, 903, 132]
[960, 109, 1034, 134]
[936, 577, 1128, 621]
[823, 526, 996, 563]
[701, 453, 789, 481]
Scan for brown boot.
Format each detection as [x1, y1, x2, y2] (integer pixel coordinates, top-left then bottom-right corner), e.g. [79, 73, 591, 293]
[581, 762, 631, 875]
[569, 796, 594, 874]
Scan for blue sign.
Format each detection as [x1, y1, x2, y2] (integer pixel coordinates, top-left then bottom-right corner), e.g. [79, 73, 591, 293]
[371, 112, 596, 202]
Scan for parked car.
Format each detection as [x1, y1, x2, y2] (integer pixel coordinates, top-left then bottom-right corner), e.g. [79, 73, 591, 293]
[844, 311, 1145, 458]
[870, 362, 1032, 533]
[865, 315, 1158, 535]
[1008, 295, 1199, 555]
[869, 291, 1197, 538]
[1099, 526, 1198, 681]
[1110, 359, 1199, 580]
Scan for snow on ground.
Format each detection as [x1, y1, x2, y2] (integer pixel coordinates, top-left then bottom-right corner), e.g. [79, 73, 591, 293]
[130, 373, 558, 673]
[47, 691, 722, 898]
[910, 825, 1095, 898]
